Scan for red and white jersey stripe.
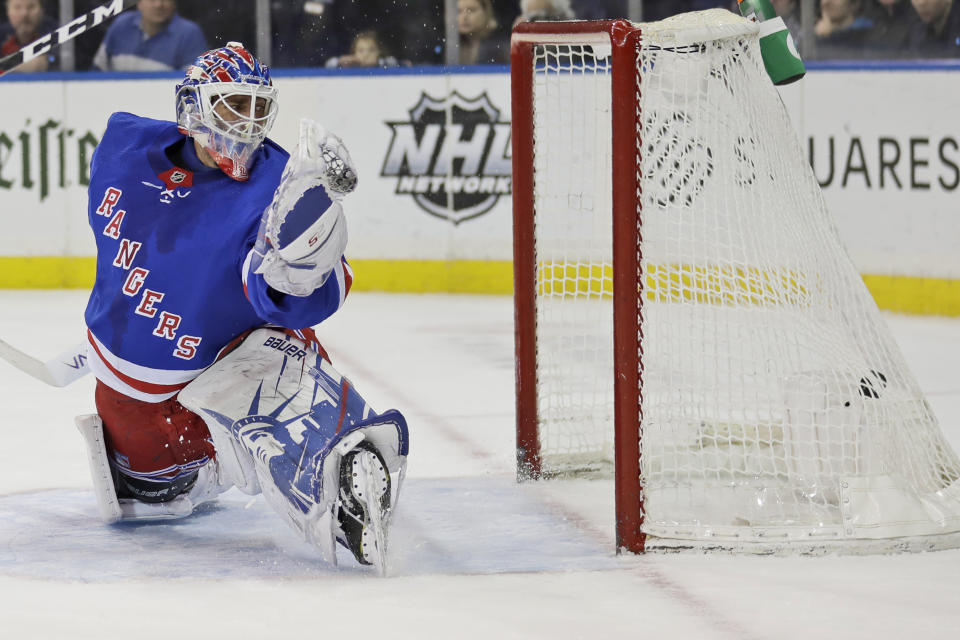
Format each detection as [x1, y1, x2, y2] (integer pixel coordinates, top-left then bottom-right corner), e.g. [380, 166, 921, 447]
[87, 331, 207, 403]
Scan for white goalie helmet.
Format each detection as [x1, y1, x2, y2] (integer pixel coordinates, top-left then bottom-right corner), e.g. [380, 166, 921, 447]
[175, 42, 279, 181]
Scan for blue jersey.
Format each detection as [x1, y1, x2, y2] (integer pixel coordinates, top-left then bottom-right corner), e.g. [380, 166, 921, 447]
[93, 12, 208, 71]
[85, 113, 353, 402]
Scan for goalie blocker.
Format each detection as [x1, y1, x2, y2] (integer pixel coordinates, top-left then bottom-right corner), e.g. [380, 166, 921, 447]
[77, 328, 409, 571]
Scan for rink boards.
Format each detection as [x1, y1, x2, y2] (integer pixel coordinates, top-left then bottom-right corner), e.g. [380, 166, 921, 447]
[0, 64, 958, 314]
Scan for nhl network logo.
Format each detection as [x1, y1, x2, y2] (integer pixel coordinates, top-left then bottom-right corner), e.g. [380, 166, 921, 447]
[381, 91, 512, 225]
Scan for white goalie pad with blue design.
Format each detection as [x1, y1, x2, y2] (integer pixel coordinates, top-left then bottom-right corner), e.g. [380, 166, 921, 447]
[177, 328, 409, 564]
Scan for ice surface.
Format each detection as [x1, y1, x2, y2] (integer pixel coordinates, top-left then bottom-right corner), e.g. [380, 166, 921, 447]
[0, 291, 958, 639]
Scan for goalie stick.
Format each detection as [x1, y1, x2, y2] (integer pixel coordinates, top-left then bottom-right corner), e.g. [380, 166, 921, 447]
[0, 338, 89, 387]
[0, 0, 137, 76]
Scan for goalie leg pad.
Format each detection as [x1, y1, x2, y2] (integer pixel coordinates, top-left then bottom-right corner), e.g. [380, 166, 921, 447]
[76, 414, 123, 524]
[76, 414, 229, 523]
[177, 328, 409, 566]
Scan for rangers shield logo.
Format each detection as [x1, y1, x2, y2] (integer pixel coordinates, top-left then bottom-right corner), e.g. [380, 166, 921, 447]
[381, 92, 512, 225]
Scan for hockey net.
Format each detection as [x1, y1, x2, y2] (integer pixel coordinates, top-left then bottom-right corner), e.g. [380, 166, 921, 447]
[511, 10, 960, 553]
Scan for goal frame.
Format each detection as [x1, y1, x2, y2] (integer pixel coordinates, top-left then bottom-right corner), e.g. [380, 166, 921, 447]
[511, 15, 960, 557]
[511, 20, 646, 553]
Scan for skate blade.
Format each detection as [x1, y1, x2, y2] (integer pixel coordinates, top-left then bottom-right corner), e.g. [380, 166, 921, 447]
[356, 452, 390, 577]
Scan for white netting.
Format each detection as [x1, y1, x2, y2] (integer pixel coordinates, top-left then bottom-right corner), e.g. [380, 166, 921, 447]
[527, 9, 960, 551]
[532, 41, 615, 474]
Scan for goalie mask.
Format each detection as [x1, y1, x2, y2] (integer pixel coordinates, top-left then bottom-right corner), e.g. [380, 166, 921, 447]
[175, 42, 279, 181]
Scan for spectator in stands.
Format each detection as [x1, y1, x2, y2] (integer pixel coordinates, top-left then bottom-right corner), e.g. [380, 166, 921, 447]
[771, 0, 803, 52]
[907, 0, 960, 56]
[458, 0, 504, 64]
[73, 0, 117, 71]
[814, 0, 875, 59]
[639, 1, 680, 20]
[688, 0, 735, 10]
[0, 0, 57, 72]
[325, 30, 403, 68]
[570, 0, 625, 20]
[269, 1, 334, 68]
[93, 0, 207, 71]
[514, 0, 576, 25]
[178, 3, 257, 59]
[334, 0, 445, 66]
[864, 0, 923, 57]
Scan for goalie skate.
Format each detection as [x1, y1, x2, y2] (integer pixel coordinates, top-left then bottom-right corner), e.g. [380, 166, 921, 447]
[337, 442, 391, 574]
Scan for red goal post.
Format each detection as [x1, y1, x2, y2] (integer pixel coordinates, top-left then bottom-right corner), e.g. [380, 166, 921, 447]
[511, 19, 645, 552]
